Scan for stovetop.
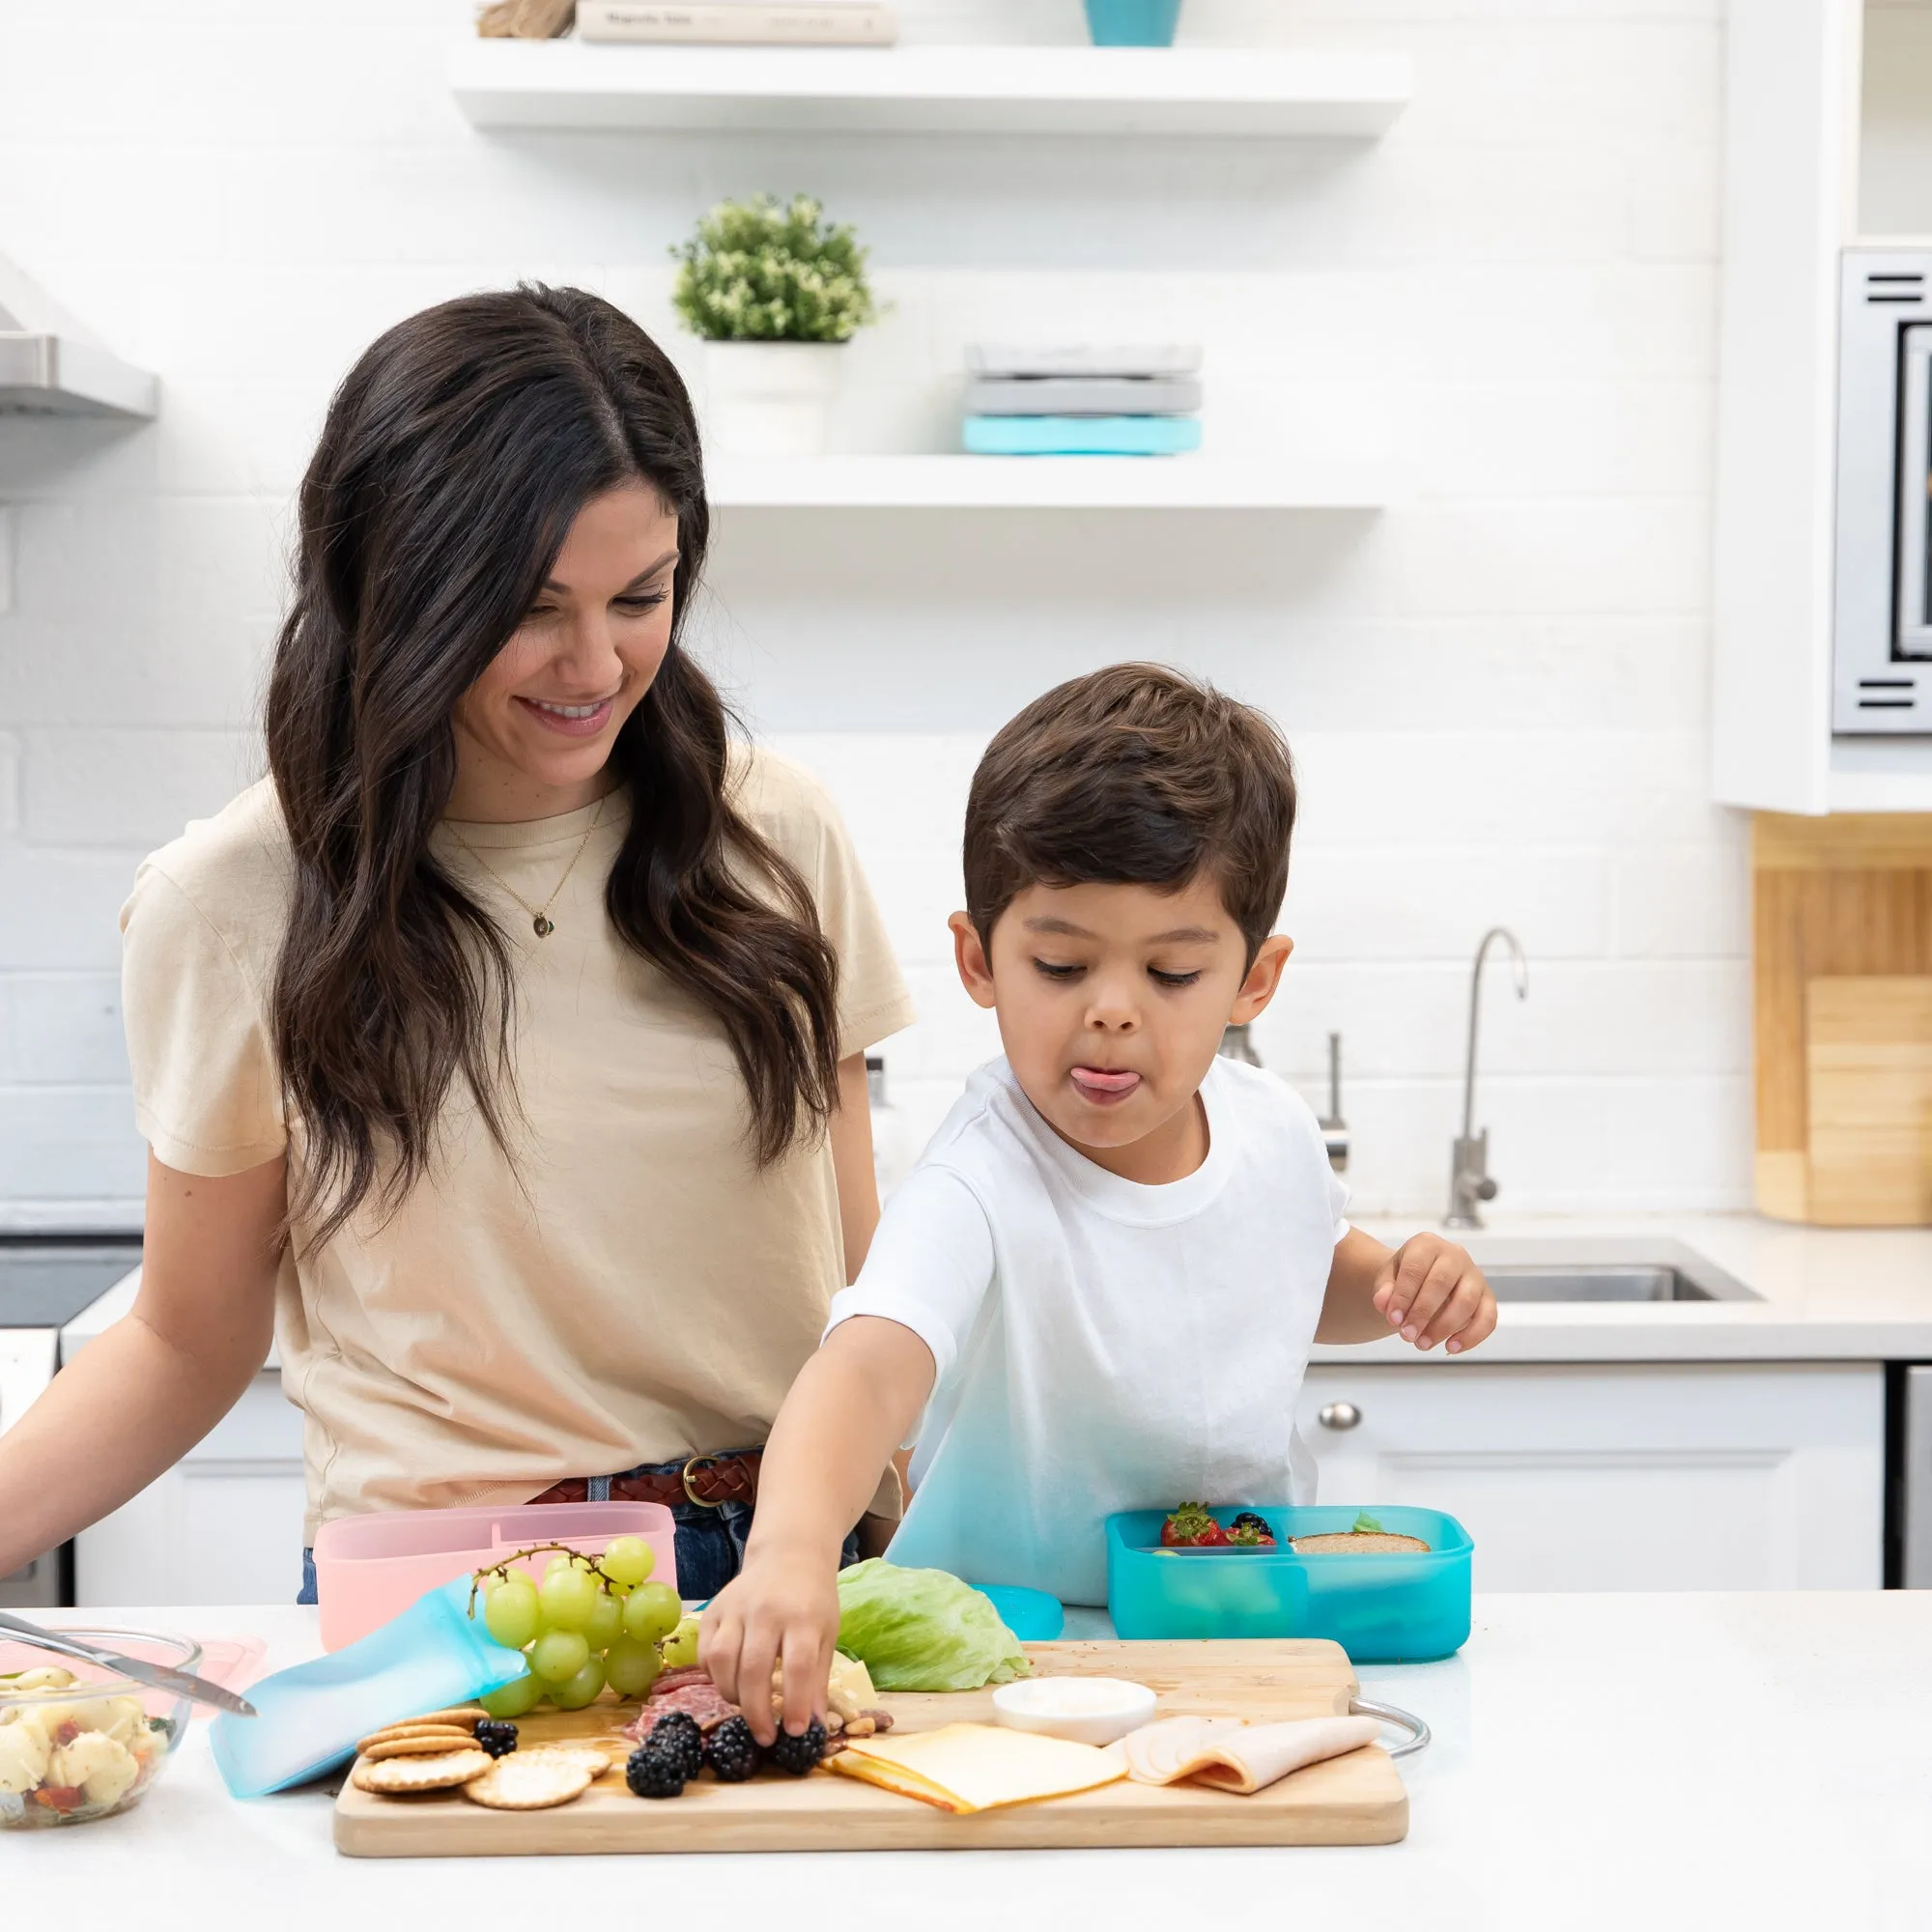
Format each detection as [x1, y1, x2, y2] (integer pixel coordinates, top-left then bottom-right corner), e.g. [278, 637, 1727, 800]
[0, 1236, 143, 1328]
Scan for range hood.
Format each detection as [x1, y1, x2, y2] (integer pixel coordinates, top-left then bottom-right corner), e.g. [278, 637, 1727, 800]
[0, 255, 156, 418]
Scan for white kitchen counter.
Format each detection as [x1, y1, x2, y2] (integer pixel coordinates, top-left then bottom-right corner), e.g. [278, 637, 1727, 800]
[10, 1594, 1931, 1928]
[1315, 1212, 1932, 1364]
[60, 1213, 1932, 1373]
[59, 1214, 1932, 1375]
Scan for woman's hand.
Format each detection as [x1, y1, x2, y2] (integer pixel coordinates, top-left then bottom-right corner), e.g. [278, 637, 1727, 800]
[700, 1540, 842, 1746]
[1372, 1233, 1497, 1355]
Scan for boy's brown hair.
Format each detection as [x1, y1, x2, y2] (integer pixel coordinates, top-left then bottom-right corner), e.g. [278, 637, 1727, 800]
[963, 664, 1297, 964]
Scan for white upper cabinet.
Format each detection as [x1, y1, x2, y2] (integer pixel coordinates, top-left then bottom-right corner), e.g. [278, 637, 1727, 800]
[1712, 0, 1932, 814]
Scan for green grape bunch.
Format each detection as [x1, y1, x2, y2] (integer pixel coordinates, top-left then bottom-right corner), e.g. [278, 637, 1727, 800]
[670, 194, 881, 345]
[467, 1538, 686, 1719]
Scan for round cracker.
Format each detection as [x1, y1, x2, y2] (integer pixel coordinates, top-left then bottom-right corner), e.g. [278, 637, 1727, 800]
[362, 1732, 484, 1762]
[355, 1731, 475, 1762]
[402, 1707, 484, 1729]
[352, 1747, 492, 1794]
[462, 1753, 595, 1811]
[524, 1744, 616, 1778]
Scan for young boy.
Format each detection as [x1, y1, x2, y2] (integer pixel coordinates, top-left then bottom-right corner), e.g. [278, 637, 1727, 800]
[702, 665, 1498, 1741]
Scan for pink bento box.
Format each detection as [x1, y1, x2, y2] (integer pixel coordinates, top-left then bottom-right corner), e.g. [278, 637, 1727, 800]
[311, 1501, 678, 1652]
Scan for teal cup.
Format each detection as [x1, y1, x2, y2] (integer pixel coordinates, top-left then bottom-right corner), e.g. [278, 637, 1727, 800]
[1084, 0, 1183, 47]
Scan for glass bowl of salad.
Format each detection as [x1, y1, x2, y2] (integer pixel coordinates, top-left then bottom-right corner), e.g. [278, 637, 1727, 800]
[0, 1630, 197, 1828]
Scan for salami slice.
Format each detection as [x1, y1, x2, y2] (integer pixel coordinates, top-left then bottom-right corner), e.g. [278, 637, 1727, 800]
[622, 1681, 740, 1742]
[644, 1666, 715, 1701]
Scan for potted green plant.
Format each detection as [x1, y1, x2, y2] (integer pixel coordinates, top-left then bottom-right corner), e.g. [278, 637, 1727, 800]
[670, 194, 879, 457]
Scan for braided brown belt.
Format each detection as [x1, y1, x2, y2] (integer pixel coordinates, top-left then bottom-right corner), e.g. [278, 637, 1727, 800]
[526, 1449, 762, 1511]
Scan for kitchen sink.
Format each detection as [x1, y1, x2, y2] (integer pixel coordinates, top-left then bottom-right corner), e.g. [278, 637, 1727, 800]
[1465, 1240, 1761, 1304]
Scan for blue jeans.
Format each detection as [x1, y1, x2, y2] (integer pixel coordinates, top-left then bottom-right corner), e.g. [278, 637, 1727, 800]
[298, 1463, 860, 1605]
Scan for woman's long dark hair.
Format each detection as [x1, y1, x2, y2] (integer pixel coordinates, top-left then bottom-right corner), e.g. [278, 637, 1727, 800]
[266, 285, 839, 1248]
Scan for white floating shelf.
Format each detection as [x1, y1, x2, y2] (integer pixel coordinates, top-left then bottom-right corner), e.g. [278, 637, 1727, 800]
[450, 41, 1411, 138]
[704, 453, 1396, 511]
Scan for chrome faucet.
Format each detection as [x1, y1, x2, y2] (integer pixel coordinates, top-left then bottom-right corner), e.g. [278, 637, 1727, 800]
[1446, 927, 1528, 1229]
[1220, 1024, 1350, 1173]
[1318, 1031, 1349, 1173]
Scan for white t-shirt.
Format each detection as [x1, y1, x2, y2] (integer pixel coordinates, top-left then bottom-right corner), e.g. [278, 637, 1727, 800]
[825, 1055, 1350, 1605]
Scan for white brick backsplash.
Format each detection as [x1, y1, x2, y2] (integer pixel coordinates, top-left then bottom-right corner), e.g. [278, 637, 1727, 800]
[0, 975, 127, 1085]
[0, 730, 17, 839]
[1285, 843, 1614, 964]
[1322, 1073, 1752, 1220]
[23, 728, 258, 849]
[1254, 959, 1748, 1082]
[1607, 831, 1750, 959]
[0, 847, 145, 972]
[0, 0, 1746, 1217]
[0, 1086, 145, 1202]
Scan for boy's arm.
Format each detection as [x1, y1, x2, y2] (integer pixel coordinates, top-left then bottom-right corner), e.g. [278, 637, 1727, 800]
[700, 1316, 936, 1743]
[1318, 1225, 1498, 1354]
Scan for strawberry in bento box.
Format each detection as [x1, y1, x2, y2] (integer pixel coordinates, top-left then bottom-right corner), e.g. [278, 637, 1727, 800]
[1160, 1503, 1227, 1548]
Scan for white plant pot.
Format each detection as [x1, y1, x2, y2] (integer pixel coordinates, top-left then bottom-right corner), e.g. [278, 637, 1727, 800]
[703, 340, 846, 457]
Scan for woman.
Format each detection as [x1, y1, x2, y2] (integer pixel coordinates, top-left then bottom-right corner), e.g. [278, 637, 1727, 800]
[0, 287, 912, 1600]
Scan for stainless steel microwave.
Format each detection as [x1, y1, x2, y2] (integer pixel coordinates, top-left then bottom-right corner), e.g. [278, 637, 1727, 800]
[1835, 249, 1932, 733]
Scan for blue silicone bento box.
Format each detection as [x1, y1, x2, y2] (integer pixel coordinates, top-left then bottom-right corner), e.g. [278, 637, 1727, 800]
[1106, 1505, 1472, 1662]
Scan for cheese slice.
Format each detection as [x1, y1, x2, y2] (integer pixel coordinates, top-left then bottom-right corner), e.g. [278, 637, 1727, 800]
[826, 1723, 1127, 1814]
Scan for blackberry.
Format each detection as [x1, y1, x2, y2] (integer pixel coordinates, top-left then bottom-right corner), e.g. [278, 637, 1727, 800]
[1231, 1511, 1268, 1533]
[625, 1743, 686, 1800]
[703, 1716, 762, 1783]
[767, 1718, 827, 1776]
[646, 1710, 704, 1780]
[472, 1719, 518, 1759]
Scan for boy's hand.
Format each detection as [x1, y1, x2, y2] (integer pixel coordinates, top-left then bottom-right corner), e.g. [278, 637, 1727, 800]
[698, 1540, 841, 1746]
[1372, 1234, 1496, 1355]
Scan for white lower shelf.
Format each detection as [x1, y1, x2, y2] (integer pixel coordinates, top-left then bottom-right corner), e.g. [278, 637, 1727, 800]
[704, 453, 1394, 510]
[450, 41, 1412, 138]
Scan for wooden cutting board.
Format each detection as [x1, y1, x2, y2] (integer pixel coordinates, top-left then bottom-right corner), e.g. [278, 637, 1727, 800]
[1806, 976, 1932, 1224]
[1752, 811, 1932, 1220]
[332, 1639, 1406, 1856]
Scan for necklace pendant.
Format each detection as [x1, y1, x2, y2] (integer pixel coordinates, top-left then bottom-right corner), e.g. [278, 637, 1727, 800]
[532, 915, 554, 938]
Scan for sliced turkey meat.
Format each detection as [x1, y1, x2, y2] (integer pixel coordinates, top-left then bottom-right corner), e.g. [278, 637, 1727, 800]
[1124, 1714, 1383, 1795]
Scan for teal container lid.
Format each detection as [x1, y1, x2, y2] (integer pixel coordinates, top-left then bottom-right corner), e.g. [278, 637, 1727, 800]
[971, 1582, 1065, 1642]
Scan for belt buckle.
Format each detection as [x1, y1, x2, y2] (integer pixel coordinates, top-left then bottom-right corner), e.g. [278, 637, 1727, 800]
[681, 1454, 724, 1507]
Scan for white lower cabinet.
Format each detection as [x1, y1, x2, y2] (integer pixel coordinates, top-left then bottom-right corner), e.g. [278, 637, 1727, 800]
[76, 1371, 307, 1607]
[1298, 1362, 1885, 1590]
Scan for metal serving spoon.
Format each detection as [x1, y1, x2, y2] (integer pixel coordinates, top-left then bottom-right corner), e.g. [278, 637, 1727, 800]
[0, 1608, 257, 1718]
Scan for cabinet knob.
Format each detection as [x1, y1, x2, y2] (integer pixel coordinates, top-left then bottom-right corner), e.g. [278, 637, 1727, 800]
[1318, 1402, 1362, 1432]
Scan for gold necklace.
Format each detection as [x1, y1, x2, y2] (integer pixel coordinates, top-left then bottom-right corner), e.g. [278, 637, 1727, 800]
[446, 795, 609, 940]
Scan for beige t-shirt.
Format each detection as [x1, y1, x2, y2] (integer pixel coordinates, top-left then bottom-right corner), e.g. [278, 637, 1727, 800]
[119, 750, 915, 1540]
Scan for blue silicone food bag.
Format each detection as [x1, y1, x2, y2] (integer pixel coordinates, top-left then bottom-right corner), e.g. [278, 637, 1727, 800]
[211, 1577, 528, 1798]
[1106, 1505, 1472, 1662]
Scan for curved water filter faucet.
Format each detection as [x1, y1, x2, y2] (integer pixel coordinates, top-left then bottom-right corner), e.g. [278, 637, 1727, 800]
[1446, 926, 1528, 1229]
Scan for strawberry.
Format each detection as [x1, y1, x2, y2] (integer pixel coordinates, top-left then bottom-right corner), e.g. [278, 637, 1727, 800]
[1227, 1522, 1276, 1548]
[1160, 1502, 1231, 1548]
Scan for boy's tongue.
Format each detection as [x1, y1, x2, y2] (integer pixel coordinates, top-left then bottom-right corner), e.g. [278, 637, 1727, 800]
[1071, 1065, 1142, 1097]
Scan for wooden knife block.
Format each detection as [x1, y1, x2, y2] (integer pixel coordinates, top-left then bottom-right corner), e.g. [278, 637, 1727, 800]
[1755, 813, 1932, 1223]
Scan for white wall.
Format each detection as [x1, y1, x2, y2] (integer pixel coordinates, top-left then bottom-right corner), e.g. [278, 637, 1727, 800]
[0, 0, 1745, 1228]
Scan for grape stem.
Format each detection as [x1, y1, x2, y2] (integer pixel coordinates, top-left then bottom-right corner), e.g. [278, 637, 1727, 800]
[466, 1542, 618, 1621]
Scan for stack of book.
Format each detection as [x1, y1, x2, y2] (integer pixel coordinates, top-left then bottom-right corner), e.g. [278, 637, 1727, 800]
[577, 0, 898, 43]
[961, 345, 1205, 456]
